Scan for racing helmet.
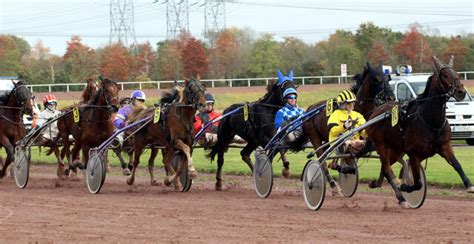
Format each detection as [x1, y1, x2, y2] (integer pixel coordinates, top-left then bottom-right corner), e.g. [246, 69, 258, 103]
[43, 94, 57, 105]
[130, 90, 146, 101]
[283, 88, 298, 98]
[337, 90, 357, 104]
[204, 93, 215, 104]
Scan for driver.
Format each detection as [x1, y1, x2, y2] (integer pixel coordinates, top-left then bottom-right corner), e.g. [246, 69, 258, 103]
[112, 90, 146, 146]
[35, 94, 61, 145]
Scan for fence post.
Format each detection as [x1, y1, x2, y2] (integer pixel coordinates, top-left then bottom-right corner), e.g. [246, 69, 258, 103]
[338, 77, 341, 84]
[229, 80, 233, 87]
[49, 85, 51, 93]
[320, 77, 323, 85]
[139, 83, 142, 90]
[157, 81, 160, 90]
[266, 79, 269, 85]
[67, 84, 69, 92]
[302, 77, 305, 85]
[121, 84, 124, 90]
[464, 72, 467, 80]
[248, 79, 251, 87]
[212, 80, 215, 88]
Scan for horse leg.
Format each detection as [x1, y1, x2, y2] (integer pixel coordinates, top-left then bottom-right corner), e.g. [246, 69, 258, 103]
[162, 148, 177, 187]
[148, 148, 159, 186]
[127, 143, 144, 186]
[0, 138, 14, 178]
[55, 147, 66, 179]
[174, 139, 195, 179]
[215, 150, 225, 191]
[380, 153, 408, 208]
[279, 150, 291, 178]
[240, 142, 256, 172]
[438, 143, 474, 193]
[112, 147, 130, 176]
[400, 157, 423, 193]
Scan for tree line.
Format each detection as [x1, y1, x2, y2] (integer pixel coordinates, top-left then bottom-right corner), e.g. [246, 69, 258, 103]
[1, 22, 473, 84]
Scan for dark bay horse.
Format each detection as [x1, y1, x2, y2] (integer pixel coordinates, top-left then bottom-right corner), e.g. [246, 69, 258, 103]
[367, 56, 473, 208]
[52, 78, 99, 177]
[0, 80, 34, 178]
[69, 78, 120, 170]
[289, 62, 394, 193]
[126, 78, 206, 190]
[207, 79, 296, 190]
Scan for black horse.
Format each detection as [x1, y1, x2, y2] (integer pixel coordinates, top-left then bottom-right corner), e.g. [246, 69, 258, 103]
[208, 79, 296, 190]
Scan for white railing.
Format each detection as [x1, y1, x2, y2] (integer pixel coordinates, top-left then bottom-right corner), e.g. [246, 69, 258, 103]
[25, 71, 474, 93]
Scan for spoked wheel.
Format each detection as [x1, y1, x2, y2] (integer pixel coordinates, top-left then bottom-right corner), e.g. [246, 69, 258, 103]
[171, 153, 192, 192]
[14, 145, 30, 189]
[86, 149, 106, 194]
[338, 158, 359, 197]
[253, 148, 273, 198]
[399, 160, 427, 209]
[302, 160, 326, 211]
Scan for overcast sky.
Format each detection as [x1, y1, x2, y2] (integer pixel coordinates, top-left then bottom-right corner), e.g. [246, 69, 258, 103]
[1, 0, 472, 55]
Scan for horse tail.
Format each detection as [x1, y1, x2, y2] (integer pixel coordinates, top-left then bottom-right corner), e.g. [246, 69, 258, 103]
[288, 131, 308, 152]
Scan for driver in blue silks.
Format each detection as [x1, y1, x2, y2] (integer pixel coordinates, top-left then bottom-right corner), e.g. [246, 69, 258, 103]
[273, 70, 304, 178]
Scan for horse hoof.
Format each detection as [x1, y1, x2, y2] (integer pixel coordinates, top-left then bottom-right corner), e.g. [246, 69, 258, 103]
[189, 170, 197, 179]
[368, 180, 379, 189]
[467, 186, 474, 193]
[150, 180, 160, 186]
[215, 181, 222, 191]
[399, 201, 410, 209]
[164, 179, 172, 187]
[126, 178, 134, 186]
[282, 168, 291, 178]
[331, 185, 343, 197]
[122, 168, 131, 176]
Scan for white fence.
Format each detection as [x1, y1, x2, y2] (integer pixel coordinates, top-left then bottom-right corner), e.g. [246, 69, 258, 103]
[26, 71, 474, 93]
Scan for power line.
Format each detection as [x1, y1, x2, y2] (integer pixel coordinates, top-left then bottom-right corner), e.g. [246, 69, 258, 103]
[109, 0, 138, 52]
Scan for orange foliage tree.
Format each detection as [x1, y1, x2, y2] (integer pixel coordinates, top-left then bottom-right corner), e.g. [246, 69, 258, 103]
[442, 37, 469, 70]
[368, 41, 389, 65]
[63, 36, 98, 82]
[181, 37, 208, 78]
[99, 42, 130, 81]
[394, 27, 432, 71]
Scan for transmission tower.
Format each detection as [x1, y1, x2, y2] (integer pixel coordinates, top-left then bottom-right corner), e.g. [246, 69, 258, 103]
[165, 0, 190, 39]
[109, 0, 138, 51]
[204, 0, 226, 34]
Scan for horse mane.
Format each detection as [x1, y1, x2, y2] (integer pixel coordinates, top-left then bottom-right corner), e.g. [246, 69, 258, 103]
[128, 104, 148, 122]
[160, 89, 180, 104]
[350, 66, 369, 94]
[416, 75, 433, 101]
[257, 80, 277, 103]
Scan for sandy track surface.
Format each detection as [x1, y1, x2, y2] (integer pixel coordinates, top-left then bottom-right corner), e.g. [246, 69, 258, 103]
[0, 164, 473, 243]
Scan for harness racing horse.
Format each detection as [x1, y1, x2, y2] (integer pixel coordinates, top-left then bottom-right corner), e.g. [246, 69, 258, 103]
[69, 78, 120, 171]
[0, 80, 34, 178]
[289, 62, 394, 193]
[126, 78, 206, 190]
[367, 56, 473, 208]
[207, 79, 296, 191]
[45, 78, 99, 178]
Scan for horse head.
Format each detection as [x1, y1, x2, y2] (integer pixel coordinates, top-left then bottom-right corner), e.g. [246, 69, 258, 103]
[263, 69, 297, 106]
[9, 79, 33, 116]
[360, 62, 394, 104]
[82, 78, 99, 103]
[433, 56, 466, 102]
[182, 76, 206, 110]
[98, 77, 120, 112]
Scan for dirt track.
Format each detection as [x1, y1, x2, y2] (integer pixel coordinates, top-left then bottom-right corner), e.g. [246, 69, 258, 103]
[0, 164, 473, 243]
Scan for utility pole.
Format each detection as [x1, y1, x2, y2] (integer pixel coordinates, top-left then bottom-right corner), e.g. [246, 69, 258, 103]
[164, 0, 190, 39]
[109, 0, 138, 52]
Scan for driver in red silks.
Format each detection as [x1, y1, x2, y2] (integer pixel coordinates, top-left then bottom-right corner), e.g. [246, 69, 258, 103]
[194, 93, 221, 146]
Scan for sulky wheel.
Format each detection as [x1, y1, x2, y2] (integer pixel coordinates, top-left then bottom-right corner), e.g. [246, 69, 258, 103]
[338, 158, 359, 197]
[302, 160, 326, 211]
[400, 160, 427, 209]
[172, 153, 192, 192]
[14, 145, 30, 189]
[86, 150, 106, 194]
[253, 148, 273, 198]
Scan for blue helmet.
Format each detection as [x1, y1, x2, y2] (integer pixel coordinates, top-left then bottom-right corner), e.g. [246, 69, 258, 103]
[204, 93, 215, 103]
[130, 90, 146, 101]
[283, 88, 298, 98]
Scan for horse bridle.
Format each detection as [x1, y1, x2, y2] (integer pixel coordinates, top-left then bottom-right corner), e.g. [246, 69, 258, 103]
[101, 80, 120, 112]
[184, 79, 205, 107]
[436, 66, 458, 98]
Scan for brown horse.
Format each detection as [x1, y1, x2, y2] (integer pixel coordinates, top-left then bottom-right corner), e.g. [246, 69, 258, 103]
[367, 56, 473, 208]
[289, 62, 394, 193]
[51, 78, 99, 177]
[69, 78, 120, 171]
[0, 80, 34, 178]
[126, 78, 206, 190]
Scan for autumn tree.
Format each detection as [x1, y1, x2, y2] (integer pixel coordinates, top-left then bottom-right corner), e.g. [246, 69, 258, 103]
[0, 35, 25, 76]
[367, 41, 389, 65]
[99, 42, 130, 81]
[394, 27, 432, 71]
[21, 40, 57, 84]
[129, 42, 157, 81]
[442, 36, 469, 70]
[317, 30, 362, 76]
[208, 30, 240, 78]
[279, 36, 312, 75]
[63, 36, 98, 83]
[181, 37, 208, 78]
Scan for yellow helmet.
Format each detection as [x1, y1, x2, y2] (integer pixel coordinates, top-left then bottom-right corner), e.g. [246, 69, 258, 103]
[337, 90, 356, 104]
